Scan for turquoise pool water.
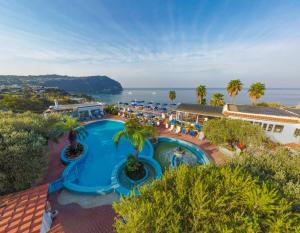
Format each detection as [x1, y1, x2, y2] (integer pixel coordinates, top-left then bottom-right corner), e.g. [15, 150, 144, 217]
[62, 120, 154, 194]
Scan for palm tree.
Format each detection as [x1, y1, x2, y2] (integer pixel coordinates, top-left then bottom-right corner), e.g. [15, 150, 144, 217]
[114, 118, 157, 160]
[196, 85, 206, 105]
[168, 90, 176, 103]
[227, 79, 243, 103]
[248, 82, 266, 105]
[55, 115, 88, 152]
[210, 93, 225, 106]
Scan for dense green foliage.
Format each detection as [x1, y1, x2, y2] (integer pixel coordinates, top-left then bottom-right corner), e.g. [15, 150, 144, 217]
[248, 82, 266, 105]
[0, 112, 60, 194]
[203, 118, 265, 148]
[0, 89, 81, 113]
[227, 79, 243, 103]
[229, 148, 300, 211]
[104, 105, 119, 115]
[196, 85, 206, 105]
[113, 165, 300, 232]
[168, 90, 176, 103]
[210, 92, 225, 106]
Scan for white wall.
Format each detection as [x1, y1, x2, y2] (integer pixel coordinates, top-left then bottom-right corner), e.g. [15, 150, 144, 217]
[228, 116, 300, 144]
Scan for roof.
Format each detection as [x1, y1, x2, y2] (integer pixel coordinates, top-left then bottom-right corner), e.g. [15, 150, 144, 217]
[285, 108, 300, 117]
[227, 104, 298, 117]
[0, 184, 48, 233]
[49, 102, 104, 111]
[176, 103, 223, 117]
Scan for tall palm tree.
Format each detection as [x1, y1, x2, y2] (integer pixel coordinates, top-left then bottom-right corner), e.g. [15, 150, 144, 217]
[196, 85, 207, 105]
[168, 90, 176, 103]
[227, 79, 243, 104]
[55, 115, 88, 152]
[248, 82, 266, 105]
[114, 118, 157, 160]
[210, 93, 225, 106]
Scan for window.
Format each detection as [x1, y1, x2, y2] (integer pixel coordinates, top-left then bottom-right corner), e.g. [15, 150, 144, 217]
[295, 129, 300, 137]
[254, 122, 262, 126]
[267, 124, 273, 131]
[273, 125, 284, 133]
[262, 123, 268, 130]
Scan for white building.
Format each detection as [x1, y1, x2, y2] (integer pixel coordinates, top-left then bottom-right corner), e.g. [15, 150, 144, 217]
[223, 104, 300, 144]
[46, 101, 105, 120]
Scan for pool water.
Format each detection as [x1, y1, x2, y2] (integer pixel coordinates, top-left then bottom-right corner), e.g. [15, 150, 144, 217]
[64, 120, 153, 192]
[154, 137, 209, 170]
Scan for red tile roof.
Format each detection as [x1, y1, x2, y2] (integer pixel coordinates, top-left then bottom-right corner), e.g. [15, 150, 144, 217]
[0, 184, 48, 233]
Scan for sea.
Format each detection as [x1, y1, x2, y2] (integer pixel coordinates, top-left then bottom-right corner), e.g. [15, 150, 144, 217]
[91, 88, 300, 107]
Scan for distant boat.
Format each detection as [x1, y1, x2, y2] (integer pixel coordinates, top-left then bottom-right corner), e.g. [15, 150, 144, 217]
[128, 91, 132, 95]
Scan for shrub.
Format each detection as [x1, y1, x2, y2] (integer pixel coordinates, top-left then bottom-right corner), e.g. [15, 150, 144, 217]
[0, 112, 60, 194]
[113, 165, 300, 232]
[125, 155, 145, 180]
[202, 118, 265, 148]
[228, 148, 300, 211]
[104, 105, 119, 115]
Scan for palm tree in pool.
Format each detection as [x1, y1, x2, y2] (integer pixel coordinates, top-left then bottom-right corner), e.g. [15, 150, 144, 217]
[114, 118, 157, 161]
[248, 82, 266, 105]
[210, 93, 225, 106]
[227, 79, 243, 104]
[168, 90, 176, 103]
[55, 115, 88, 156]
[196, 85, 207, 105]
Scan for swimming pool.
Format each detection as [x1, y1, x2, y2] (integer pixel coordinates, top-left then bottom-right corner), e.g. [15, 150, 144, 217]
[62, 120, 159, 194]
[154, 137, 210, 170]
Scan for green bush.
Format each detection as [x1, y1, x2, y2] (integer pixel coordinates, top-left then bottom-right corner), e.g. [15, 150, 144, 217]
[104, 105, 119, 115]
[0, 112, 60, 194]
[113, 165, 300, 232]
[203, 118, 265, 148]
[228, 148, 300, 211]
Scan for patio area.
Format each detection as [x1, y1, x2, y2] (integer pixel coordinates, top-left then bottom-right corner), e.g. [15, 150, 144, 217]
[44, 115, 229, 233]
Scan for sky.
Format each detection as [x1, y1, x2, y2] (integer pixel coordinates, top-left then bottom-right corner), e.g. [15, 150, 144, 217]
[0, 0, 299, 88]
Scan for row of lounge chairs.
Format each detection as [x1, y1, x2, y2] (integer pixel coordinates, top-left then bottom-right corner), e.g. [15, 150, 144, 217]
[166, 124, 205, 140]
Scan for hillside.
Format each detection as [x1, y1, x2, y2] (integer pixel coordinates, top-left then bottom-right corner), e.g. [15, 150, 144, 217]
[0, 75, 123, 94]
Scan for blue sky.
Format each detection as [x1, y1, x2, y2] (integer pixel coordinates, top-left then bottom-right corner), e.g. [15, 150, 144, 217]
[0, 0, 299, 87]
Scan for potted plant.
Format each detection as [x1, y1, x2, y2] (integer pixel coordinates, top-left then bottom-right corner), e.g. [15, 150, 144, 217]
[114, 118, 157, 180]
[56, 115, 88, 160]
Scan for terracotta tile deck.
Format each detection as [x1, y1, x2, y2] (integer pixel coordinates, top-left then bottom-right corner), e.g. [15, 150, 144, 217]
[0, 184, 48, 233]
[45, 115, 229, 233]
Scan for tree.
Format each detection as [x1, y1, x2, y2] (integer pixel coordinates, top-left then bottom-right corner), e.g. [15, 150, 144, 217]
[114, 118, 156, 160]
[113, 165, 300, 232]
[210, 92, 225, 106]
[202, 118, 265, 148]
[248, 82, 266, 105]
[226, 79, 243, 103]
[168, 90, 176, 103]
[55, 115, 87, 153]
[196, 85, 206, 105]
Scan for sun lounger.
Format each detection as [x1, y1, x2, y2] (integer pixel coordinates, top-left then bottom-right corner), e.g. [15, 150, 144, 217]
[165, 123, 169, 128]
[189, 130, 196, 136]
[175, 126, 181, 134]
[168, 124, 175, 131]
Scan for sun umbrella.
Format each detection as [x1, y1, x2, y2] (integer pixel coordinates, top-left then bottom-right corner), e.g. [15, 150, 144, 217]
[123, 102, 129, 105]
[128, 109, 134, 113]
[170, 119, 177, 124]
[137, 113, 144, 116]
[195, 124, 203, 130]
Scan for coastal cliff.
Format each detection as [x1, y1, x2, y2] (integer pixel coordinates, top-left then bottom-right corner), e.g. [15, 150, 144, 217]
[0, 75, 123, 94]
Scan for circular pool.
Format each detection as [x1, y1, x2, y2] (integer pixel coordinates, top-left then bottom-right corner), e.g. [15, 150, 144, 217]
[154, 137, 210, 170]
[62, 120, 161, 195]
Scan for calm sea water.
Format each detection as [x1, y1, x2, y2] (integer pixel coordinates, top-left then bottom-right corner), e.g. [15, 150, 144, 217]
[92, 88, 300, 106]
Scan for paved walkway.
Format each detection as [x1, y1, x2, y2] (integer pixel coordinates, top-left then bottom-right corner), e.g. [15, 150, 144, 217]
[45, 115, 229, 233]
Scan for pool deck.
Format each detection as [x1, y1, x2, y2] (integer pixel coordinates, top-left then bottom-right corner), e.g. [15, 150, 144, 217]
[45, 115, 230, 233]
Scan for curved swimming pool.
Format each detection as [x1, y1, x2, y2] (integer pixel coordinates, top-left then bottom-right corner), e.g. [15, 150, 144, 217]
[62, 120, 158, 194]
[155, 137, 210, 170]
